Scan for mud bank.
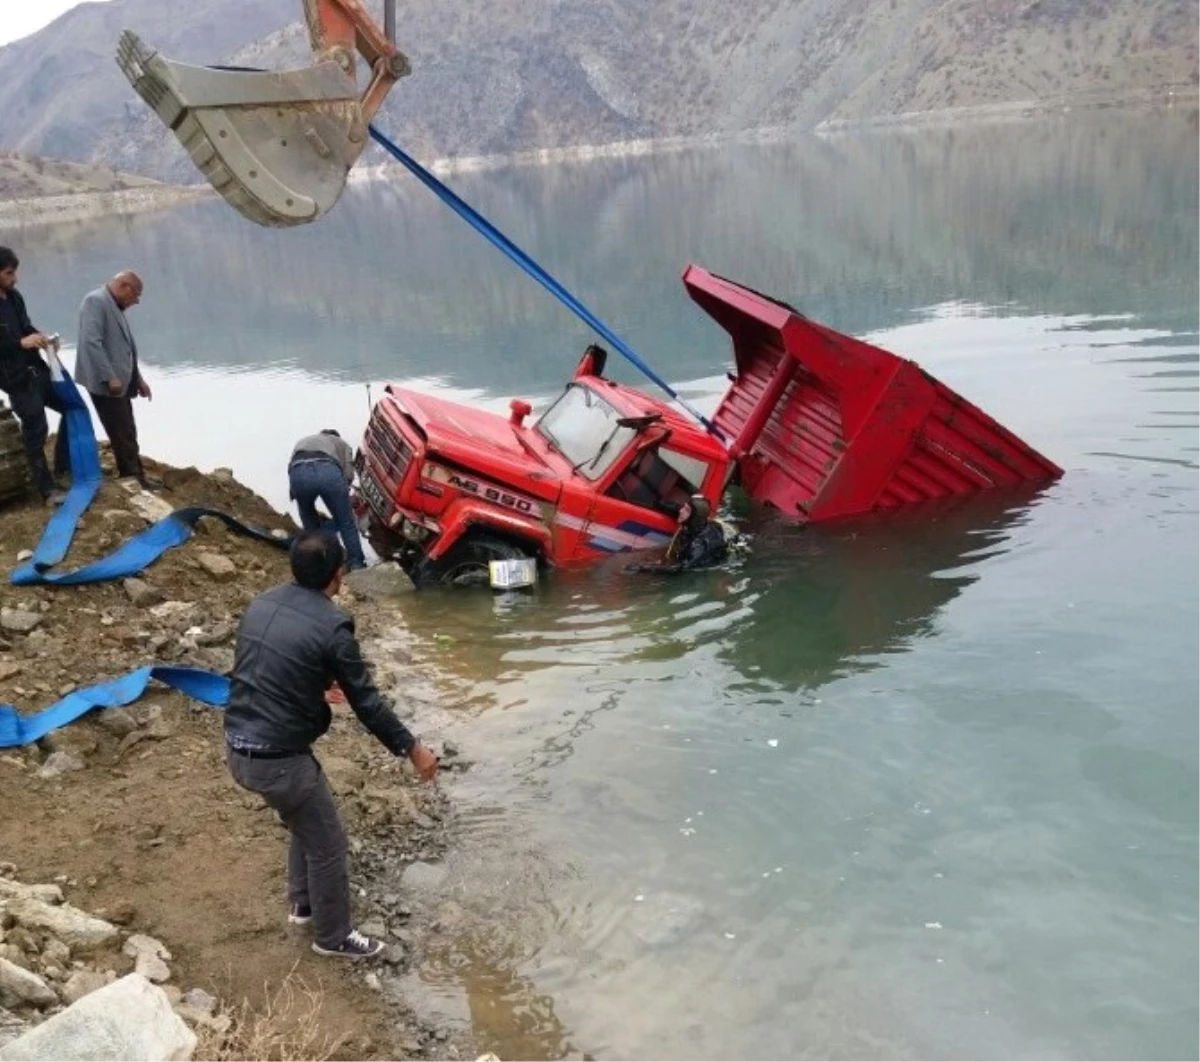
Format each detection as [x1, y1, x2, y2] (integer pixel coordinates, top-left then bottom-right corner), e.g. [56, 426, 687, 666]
[0, 451, 475, 1060]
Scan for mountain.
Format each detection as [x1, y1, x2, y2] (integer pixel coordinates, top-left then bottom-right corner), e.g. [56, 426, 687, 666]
[0, 0, 1194, 182]
[0, 0, 295, 167]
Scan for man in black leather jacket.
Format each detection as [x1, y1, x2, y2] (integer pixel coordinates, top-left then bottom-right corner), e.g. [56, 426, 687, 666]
[0, 246, 70, 505]
[225, 530, 438, 960]
[627, 494, 729, 575]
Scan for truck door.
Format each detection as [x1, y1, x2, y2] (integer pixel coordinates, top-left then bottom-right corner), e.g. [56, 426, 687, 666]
[578, 444, 711, 559]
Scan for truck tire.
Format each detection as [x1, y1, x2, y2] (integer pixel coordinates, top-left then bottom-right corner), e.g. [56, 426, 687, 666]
[410, 533, 529, 589]
[0, 401, 30, 507]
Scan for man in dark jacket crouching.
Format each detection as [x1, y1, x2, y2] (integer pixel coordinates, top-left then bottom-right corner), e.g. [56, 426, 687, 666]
[225, 530, 438, 959]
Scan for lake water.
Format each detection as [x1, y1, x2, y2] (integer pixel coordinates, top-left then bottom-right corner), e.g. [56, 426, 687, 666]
[4, 108, 1197, 1060]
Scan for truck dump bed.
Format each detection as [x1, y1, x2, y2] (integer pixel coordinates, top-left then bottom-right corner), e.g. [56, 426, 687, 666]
[687, 266, 1062, 522]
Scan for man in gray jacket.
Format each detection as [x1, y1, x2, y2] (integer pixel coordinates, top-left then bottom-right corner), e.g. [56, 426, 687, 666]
[289, 429, 366, 570]
[75, 271, 160, 490]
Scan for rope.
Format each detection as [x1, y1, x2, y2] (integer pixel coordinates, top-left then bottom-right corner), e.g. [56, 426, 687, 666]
[367, 125, 722, 438]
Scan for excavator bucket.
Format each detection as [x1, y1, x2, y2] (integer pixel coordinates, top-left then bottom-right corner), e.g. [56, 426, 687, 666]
[688, 266, 1063, 522]
[115, 1, 410, 227]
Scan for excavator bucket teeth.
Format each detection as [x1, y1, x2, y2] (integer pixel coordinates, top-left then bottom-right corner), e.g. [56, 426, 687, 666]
[116, 30, 366, 227]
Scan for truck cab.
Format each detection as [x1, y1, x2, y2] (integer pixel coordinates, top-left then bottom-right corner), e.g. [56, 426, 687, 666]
[356, 344, 731, 587]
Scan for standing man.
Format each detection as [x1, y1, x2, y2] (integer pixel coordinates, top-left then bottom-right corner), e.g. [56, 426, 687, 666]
[74, 271, 161, 490]
[225, 530, 439, 959]
[0, 246, 70, 505]
[288, 429, 367, 570]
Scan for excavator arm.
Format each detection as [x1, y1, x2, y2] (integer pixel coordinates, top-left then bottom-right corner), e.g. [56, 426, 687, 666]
[116, 0, 410, 227]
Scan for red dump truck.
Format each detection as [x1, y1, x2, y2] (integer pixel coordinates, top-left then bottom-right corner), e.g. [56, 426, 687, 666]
[353, 265, 1062, 587]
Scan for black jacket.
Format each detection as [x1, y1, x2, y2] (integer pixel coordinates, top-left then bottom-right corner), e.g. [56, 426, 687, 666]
[0, 287, 40, 391]
[627, 519, 729, 575]
[671, 521, 729, 570]
[225, 582, 415, 756]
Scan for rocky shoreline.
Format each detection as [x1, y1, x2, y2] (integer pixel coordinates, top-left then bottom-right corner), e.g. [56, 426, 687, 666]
[0, 868, 216, 1057]
[0, 451, 478, 1060]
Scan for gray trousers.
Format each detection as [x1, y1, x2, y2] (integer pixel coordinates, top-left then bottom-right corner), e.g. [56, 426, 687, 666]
[227, 750, 350, 949]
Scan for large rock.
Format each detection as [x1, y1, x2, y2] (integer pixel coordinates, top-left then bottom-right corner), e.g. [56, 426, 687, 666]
[0, 881, 62, 905]
[0, 611, 40, 635]
[93, 708, 138, 739]
[122, 935, 171, 985]
[60, 970, 109, 1006]
[400, 861, 447, 893]
[35, 752, 85, 780]
[2, 899, 117, 952]
[148, 602, 195, 623]
[179, 989, 215, 1016]
[196, 553, 236, 583]
[0, 960, 55, 1009]
[38, 727, 97, 760]
[0, 974, 196, 1061]
[124, 579, 165, 609]
[40, 939, 70, 968]
[126, 492, 175, 525]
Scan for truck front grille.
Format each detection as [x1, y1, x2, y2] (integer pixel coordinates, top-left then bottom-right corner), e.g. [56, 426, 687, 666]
[366, 411, 412, 486]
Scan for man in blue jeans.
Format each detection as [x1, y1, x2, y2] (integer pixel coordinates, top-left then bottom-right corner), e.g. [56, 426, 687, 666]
[288, 429, 367, 570]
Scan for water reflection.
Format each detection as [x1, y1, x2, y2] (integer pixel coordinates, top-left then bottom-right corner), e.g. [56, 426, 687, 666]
[400, 487, 1051, 703]
[718, 490, 1051, 691]
[3, 109, 1195, 394]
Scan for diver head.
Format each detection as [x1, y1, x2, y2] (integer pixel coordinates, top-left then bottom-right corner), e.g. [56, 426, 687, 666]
[678, 493, 710, 530]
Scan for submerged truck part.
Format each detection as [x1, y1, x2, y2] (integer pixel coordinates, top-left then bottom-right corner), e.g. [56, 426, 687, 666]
[686, 266, 1063, 521]
[116, 0, 410, 227]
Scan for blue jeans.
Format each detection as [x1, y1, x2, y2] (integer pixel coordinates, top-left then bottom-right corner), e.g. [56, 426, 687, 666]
[288, 460, 366, 569]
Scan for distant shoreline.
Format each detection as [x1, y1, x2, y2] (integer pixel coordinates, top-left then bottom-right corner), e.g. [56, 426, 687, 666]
[351, 126, 790, 182]
[0, 184, 208, 229]
[1, 90, 1193, 228]
[814, 85, 1198, 136]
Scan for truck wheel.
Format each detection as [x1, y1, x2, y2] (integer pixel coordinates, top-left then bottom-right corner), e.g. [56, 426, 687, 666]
[411, 534, 529, 589]
[0, 401, 30, 508]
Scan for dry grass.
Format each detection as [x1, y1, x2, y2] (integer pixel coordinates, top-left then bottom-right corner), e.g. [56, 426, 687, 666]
[196, 965, 348, 1062]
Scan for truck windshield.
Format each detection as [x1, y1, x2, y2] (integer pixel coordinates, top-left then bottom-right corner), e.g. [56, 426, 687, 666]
[535, 383, 637, 480]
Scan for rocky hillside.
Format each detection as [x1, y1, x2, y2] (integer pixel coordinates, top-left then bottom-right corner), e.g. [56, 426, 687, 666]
[826, 0, 1198, 124]
[0, 0, 1194, 181]
[0, 153, 159, 200]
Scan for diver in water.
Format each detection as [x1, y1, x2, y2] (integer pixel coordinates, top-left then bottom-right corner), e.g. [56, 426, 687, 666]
[627, 494, 729, 575]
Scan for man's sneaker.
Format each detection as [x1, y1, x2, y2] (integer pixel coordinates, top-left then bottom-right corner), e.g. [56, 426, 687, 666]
[311, 929, 385, 959]
[287, 904, 312, 926]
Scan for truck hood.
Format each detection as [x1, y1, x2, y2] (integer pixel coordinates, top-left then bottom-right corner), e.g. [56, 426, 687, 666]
[385, 387, 557, 485]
